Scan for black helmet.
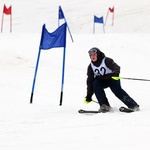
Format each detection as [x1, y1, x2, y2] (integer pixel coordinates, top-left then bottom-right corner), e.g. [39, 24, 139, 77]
[88, 47, 101, 57]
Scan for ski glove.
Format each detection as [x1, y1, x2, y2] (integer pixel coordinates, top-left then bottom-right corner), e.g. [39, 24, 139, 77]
[98, 73, 119, 80]
[84, 95, 92, 104]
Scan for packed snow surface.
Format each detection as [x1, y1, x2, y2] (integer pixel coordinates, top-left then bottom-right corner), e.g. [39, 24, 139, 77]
[0, 0, 150, 150]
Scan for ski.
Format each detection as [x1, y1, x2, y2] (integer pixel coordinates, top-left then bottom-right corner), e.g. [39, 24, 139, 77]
[78, 109, 100, 114]
[119, 106, 134, 113]
[78, 106, 138, 114]
[78, 108, 111, 114]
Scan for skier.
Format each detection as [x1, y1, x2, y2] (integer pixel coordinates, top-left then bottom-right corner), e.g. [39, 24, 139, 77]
[84, 47, 140, 112]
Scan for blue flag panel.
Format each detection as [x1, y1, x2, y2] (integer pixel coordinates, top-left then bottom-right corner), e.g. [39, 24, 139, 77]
[59, 6, 65, 19]
[94, 16, 104, 24]
[39, 23, 67, 50]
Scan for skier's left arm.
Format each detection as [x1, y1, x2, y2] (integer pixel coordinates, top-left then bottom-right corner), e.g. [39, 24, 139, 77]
[106, 57, 120, 75]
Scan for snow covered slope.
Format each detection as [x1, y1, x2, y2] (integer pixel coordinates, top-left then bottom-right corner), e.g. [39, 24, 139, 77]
[1, 0, 150, 33]
[0, 0, 150, 150]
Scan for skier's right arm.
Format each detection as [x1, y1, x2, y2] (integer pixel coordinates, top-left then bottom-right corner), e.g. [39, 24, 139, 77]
[86, 64, 94, 98]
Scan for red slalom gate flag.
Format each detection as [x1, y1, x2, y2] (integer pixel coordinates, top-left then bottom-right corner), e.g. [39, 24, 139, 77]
[1, 4, 12, 32]
[109, 7, 114, 13]
[3, 5, 12, 15]
[105, 6, 115, 26]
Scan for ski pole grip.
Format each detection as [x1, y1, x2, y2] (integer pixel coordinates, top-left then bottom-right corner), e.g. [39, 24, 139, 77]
[112, 76, 123, 80]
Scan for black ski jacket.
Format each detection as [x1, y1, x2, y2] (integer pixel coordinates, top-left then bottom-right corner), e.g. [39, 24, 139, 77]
[86, 50, 120, 97]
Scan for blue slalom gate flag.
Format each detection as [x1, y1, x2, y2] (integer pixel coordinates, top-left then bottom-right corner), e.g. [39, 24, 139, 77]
[58, 6, 65, 19]
[40, 23, 67, 50]
[58, 6, 74, 42]
[94, 15, 104, 23]
[93, 16, 105, 33]
[30, 23, 67, 104]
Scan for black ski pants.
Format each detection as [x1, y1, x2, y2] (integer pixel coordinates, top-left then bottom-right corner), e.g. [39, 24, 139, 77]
[93, 77, 138, 108]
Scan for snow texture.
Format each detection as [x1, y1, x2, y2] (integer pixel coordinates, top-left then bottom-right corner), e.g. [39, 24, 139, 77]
[0, 0, 150, 150]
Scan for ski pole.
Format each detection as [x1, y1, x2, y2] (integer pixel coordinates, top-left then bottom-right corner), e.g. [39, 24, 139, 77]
[92, 100, 99, 103]
[84, 98, 99, 104]
[112, 76, 150, 82]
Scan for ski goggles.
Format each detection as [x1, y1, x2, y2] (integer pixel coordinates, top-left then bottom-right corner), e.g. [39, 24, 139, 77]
[88, 48, 97, 55]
